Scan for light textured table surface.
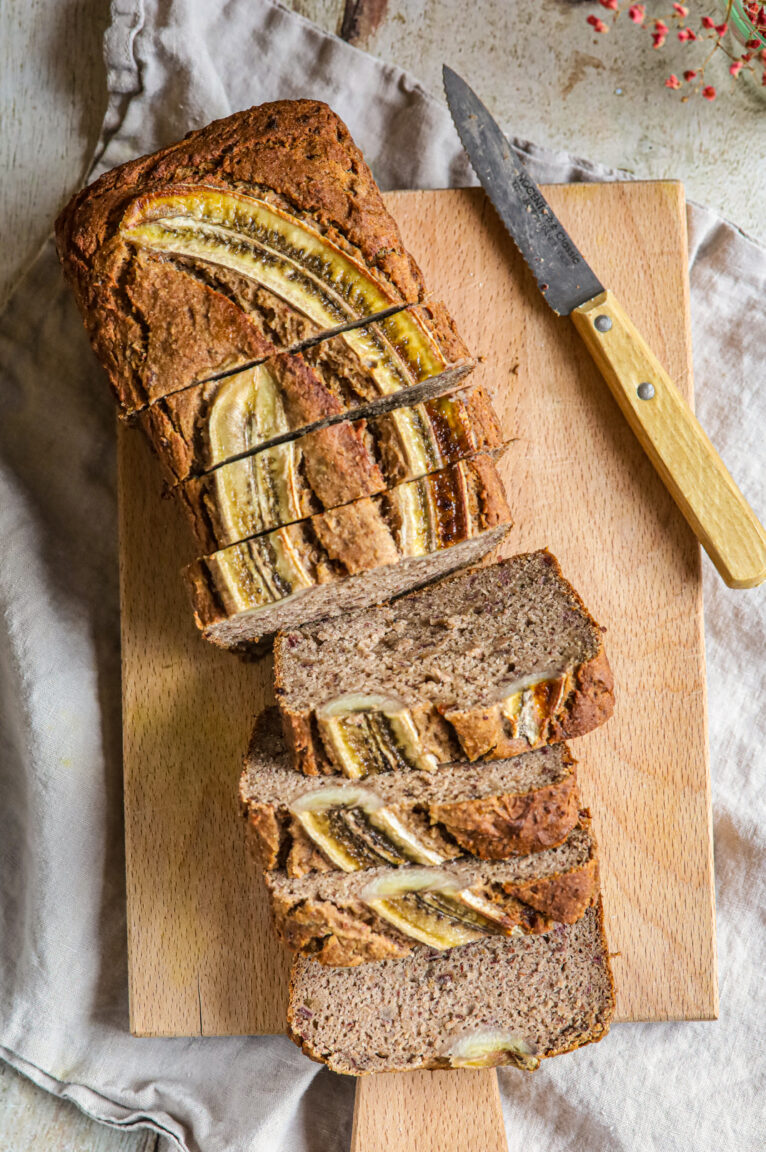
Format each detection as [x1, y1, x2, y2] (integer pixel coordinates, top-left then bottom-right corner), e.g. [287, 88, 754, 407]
[1, 0, 763, 1147]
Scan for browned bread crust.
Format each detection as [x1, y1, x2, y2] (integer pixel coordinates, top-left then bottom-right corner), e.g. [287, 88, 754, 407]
[55, 101, 453, 415]
[97, 253, 281, 412]
[286, 899, 615, 1073]
[438, 647, 614, 761]
[266, 820, 599, 966]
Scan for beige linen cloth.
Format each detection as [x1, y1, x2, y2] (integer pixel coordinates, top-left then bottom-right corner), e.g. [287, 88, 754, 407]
[1, 2, 764, 1149]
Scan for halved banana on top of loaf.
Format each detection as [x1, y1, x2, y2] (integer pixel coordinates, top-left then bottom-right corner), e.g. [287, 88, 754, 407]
[55, 100, 473, 420]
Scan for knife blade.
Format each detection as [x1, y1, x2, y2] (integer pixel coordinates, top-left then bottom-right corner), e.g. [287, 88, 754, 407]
[443, 64, 766, 589]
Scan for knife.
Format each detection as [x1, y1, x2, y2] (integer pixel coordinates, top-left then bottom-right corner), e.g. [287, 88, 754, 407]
[443, 65, 766, 589]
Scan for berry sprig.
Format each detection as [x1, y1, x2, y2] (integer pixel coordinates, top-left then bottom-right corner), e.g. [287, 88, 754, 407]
[586, 1, 766, 99]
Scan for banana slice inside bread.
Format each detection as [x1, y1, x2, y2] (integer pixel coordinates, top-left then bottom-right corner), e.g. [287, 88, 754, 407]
[266, 819, 600, 965]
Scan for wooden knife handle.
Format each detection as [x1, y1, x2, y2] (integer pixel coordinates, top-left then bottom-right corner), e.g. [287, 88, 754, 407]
[572, 289, 766, 589]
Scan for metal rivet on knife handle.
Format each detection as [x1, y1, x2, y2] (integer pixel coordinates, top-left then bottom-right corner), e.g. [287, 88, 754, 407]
[594, 315, 612, 333]
[637, 382, 655, 400]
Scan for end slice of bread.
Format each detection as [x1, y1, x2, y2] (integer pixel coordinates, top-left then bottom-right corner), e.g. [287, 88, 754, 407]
[287, 899, 615, 1074]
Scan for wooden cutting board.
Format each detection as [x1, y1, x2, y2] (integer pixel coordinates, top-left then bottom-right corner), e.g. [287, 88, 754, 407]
[119, 183, 717, 1148]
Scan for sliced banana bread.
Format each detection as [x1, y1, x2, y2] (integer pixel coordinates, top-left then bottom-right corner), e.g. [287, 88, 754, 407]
[138, 302, 473, 484]
[266, 820, 598, 966]
[240, 708, 581, 876]
[274, 550, 613, 775]
[177, 387, 504, 552]
[288, 900, 614, 1073]
[54, 100, 473, 416]
[184, 456, 511, 651]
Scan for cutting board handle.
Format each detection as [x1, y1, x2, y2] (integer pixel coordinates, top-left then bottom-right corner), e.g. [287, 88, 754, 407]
[351, 1069, 508, 1152]
[572, 289, 766, 589]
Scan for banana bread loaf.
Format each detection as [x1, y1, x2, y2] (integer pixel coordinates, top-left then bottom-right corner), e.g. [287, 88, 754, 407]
[184, 455, 511, 650]
[287, 900, 615, 1073]
[240, 708, 581, 876]
[177, 387, 505, 552]
[266, 820, 599, 965]
[54, 100, 473, 416]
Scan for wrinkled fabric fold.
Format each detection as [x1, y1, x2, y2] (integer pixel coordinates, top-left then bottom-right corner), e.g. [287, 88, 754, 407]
[0, 1, 763, 1149]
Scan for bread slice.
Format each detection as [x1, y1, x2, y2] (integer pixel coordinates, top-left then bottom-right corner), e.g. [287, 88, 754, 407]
[240, 708, 581, 876]
[287, 900, 615, 1074]
[274, 550, 613, 775]
[239, 705, 580, 875]
[265, 820, 599, 965]
[176, 387, 504, 552]
[54, 100, 473, 416]
[138, 301, 473, 483]
[184, 456, 512, 651]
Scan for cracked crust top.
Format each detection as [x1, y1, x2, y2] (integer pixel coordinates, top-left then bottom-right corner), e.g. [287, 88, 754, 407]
[56, 100, 426, 298]
[54, 101, 429, 409]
